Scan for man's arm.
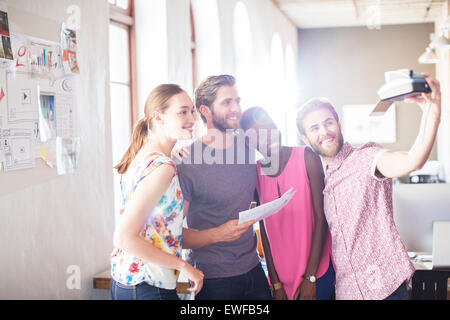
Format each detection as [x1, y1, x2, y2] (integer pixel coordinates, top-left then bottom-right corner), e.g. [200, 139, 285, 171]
[182, 200, 255, 250]
[376, 75, 441, 179]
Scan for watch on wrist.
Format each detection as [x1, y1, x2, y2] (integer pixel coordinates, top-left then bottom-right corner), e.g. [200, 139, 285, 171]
[303, 274, 317, 283]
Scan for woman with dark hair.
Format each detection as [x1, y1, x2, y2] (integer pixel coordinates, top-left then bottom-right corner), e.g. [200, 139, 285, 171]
[110, 84, 204, 300]
[241, 107, 335, 300]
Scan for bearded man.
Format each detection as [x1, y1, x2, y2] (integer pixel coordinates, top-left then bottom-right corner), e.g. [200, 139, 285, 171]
[296, 75, 441, 300]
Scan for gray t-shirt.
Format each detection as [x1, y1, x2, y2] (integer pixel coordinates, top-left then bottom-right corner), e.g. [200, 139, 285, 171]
[176, 137, 260, 279]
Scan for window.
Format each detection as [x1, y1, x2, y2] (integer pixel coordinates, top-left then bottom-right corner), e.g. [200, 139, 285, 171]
[233, 1, 255, 110]
[269, 33, 286, 141]
[190, 3, 197, 89]
[191, 0, 222, 83]
[109, 0, 136, 222]
[285, 44, 298, 146]
[109, 0, 137, 130]
[108, 0, 130, 11]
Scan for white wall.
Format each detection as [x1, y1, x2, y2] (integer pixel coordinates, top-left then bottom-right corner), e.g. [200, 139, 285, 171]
[0, 0, 114, 299]
[214, 0, 298, 105]
[393, 184, 450, 252]
[298, 24, 437, 158]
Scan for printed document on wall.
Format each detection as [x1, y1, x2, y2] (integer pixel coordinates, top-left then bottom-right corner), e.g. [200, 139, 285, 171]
[1, 128, 35, 171]
[56, 136, 79, 175]
[0, 2, 14, 62]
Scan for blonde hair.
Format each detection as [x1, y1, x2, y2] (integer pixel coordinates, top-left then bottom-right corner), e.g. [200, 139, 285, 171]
[114, 84, 185, 174]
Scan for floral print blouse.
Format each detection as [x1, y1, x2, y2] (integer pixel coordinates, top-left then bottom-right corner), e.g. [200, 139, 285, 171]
[110, 151, 184, 290]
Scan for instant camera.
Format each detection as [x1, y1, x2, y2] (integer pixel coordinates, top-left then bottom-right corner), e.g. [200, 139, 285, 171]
[371, 69, 431, 116]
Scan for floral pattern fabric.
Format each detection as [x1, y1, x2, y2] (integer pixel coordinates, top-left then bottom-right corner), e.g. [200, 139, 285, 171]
[323, 142, 415, 300]
[110, 151, 184, 290]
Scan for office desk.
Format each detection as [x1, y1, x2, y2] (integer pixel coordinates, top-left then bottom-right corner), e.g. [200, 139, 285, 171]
[93, 270, 191, 294]
[410, 252, 450, 300]
[93, 253, 449, 299]
[411, 252, 433, 270]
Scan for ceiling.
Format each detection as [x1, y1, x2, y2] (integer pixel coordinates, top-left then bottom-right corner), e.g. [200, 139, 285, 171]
[271, 0, 445, 29]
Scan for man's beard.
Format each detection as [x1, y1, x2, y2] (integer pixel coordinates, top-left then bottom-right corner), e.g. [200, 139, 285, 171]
[211, 110, 239, 132]
[312, 131, 344, 159]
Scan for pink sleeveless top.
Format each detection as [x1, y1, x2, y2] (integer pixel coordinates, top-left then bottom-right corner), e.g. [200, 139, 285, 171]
[256, 146, 332, 300]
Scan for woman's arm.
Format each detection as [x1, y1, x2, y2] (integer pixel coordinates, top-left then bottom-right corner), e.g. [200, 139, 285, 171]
[113, 164, 204, 293]
[259, 220, 287, 299]
[295, 147, 328, 300]
[255, 190, 287, 300]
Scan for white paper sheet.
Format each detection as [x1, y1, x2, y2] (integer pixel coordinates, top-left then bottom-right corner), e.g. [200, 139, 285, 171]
[238, 188, 296, 225]
[1, 127, 35, 171]
[56, 136, 79, 175]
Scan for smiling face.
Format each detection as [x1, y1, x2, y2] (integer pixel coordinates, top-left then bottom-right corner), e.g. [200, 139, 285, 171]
[301, 107, 344, 162]
[159, 92, 197, 140]
[242, 108, 282, 157]
[207, 85, 242, 132]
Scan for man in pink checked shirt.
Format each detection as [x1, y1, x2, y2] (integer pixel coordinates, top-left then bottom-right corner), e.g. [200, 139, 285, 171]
[296, 75, 441, 300]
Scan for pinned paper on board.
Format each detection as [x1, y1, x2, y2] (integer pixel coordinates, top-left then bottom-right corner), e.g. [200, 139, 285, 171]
[38, 89, 56, 142]
[0, 2, 13, 61]
[10, 33, 64, 78]
[1, 128, 35, 172]
[38, 143, 55, 168]
[0, 17, 80, 176]
[56, 136, 80, 175]
[61, 23, 79, 74]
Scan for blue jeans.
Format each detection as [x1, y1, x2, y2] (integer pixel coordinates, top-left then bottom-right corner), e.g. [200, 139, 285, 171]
[196, 263, 272, 300]
[316, 259, 336, 300]
[384, 281, 408, 300]
[110, 279, 180, 300]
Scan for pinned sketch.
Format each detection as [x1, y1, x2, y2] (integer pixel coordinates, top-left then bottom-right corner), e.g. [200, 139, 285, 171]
[10, 33, 64, 78]
[0, 32, 79, 175]
[55, 91, 75, 138]
[56, 136, 79, 175]
[5, 71, 39, 124]
[21, 89, 31, 104]
[61, 23, 79, 74]
[0, 3, 13, 61]
[38, 89, 56, 142]
[1, 128, 35, 171]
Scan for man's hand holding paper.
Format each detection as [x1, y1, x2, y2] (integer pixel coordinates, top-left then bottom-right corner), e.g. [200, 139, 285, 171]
[238, 188, 296, 225]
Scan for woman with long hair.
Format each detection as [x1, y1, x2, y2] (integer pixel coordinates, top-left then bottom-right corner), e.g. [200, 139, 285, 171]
[110, 84, 204, 300]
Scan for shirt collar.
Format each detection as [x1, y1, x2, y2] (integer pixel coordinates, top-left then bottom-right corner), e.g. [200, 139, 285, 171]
[327, 142, 354, 174]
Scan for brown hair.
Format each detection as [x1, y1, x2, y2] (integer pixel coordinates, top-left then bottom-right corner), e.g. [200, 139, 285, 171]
[114, 84, 185, 174]
[194, 75, 236, 123]
[296, 98, 340, 135]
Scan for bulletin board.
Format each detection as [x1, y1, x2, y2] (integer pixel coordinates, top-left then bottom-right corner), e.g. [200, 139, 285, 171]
[0, 4, 80, 196]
